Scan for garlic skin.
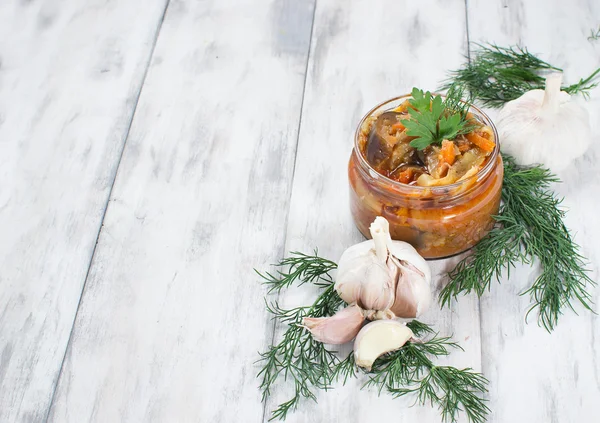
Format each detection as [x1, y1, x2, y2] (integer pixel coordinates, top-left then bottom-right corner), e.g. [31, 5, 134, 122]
[497, 73, 592, 172]
[335, 219, 396, 311]
[354, 320, 414, 370]
[301, 304, 365, 344]
[335, 216, 431, 318]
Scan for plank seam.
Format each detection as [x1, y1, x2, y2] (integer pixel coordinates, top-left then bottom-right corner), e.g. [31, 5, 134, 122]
[41, 1, 172, 421]
[464, 0, 487, 399]
[260, 0, 318, 421]
[465, 0, 472, 62]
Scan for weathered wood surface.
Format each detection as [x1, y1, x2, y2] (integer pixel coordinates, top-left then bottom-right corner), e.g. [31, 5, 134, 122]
[0, 0, 598, 421]
[45, 1, 316, 422]
[468, 1, 600, 421]
[0, 0, 168, 421]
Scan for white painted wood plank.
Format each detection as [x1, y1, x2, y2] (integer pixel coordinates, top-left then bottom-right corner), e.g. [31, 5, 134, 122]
[265, 1, 484, 422]
[467, 1, 600, 421]
[0, 1, 168, 421]
[46, 0, 315, 421]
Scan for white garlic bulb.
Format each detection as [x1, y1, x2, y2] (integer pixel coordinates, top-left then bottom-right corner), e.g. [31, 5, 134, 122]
[354, 320, 414, 370]
[335, 216, 431, 319]
[497, 72, 592, 172]
[301, 304, 365, 345]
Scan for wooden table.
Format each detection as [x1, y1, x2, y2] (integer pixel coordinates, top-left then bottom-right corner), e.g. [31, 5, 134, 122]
[1, 0, 599, 421]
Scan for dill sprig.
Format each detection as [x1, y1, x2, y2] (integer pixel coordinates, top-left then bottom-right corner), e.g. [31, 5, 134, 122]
[589, 26, 600, 41]
[256, 250, 337, 294]
[257, 254, 489, 422]
[258, 282, 344, 420]
[441, 43, 600, 107]
[365, 323, 490, 423]
[440, 155, 596, 331]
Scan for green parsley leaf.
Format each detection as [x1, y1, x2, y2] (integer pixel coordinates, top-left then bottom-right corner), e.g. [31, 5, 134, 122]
[410, 87, 432, 111]
[400, 87, 474, 150]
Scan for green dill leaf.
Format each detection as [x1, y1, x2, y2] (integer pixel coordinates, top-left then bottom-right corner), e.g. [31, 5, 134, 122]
[256, 252, 344, 420]
[259, 282, 344, 420]
[589, 26, 600, 41]
[365, 324, 489, 423]
[258, 254, 490, 421]
[441, 43, 600, 107]
[406, 320, 436, 337]
[440, 155, 596, 331]
[255, 250, 337, 294]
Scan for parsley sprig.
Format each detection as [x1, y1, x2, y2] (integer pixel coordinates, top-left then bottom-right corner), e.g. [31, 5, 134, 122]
[401, 87, 475, 150]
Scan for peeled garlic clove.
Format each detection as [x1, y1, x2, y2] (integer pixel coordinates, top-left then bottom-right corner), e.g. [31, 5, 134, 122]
[497, 72, 591, 172]
[302, 304, 365, 344]
[354, 320, 414, 370]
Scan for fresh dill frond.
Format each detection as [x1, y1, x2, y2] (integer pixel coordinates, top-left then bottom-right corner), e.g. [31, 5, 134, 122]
[406, 319, 436, 337]
[258, 282, 344, 421]
[332, 352, 357, 385]
[441, 43, 600, 107]
[440, 155, 596, 331]
[255, 250, 337, 294]
[401, 87, 474, 150]
[589, 26, 600, 41]
[258, 254, 489, 421]
[364, 329, 489, 423]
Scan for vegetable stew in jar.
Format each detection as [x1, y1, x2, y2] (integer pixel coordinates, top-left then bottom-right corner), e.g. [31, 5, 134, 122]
[349, 91, 503, 259]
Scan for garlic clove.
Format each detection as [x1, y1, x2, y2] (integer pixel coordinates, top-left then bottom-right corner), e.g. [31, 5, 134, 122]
[354, 320, 414, 370]
[386, 239, 432, 318]
[389, 257, 432, 318]
[302, 304, 365, 344]
[497, 72, 592, 172]
[359, 260, 395, 310]
[335, 249, 395, 310]
[335, 218, 396, 311]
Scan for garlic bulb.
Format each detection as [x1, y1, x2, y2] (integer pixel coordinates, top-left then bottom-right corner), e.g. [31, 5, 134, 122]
[335, 216, 431, 319]
[301, 304, 365, 345]
[354, 320, 414, 370]
[497, 73, 591, 172]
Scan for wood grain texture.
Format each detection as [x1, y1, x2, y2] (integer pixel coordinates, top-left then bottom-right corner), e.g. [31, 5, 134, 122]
[0, 0, 168, 421]
[263, 1, 485, 421]
[467, 0, 600, 421]
[46, 0, 315, 421]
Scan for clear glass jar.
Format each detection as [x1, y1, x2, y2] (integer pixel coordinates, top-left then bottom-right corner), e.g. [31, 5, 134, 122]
[349, 95, 503, 259]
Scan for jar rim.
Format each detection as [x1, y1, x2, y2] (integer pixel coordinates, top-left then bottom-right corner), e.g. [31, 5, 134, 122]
[353, 93, 500, 193]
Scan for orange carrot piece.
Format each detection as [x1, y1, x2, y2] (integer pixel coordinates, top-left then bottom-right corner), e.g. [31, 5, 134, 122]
[397, 168, 414, 184]
[466, 132, 495, 153]
[391, 122, 405, 132]
[393, 100, 411, 113]
[440, 140, 456, 165]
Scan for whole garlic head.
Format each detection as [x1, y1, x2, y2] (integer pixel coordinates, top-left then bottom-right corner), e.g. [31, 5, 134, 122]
[497, 72, 592, 172]
[335, 217, 431, 319]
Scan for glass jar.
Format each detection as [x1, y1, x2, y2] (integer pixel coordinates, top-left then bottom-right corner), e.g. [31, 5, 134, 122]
[348, 95, 503, 259]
